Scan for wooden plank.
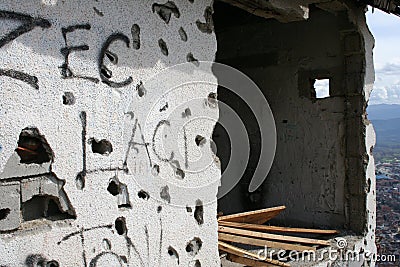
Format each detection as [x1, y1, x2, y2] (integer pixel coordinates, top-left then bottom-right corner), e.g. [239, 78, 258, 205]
[218, 226, 330, 246]
[226, 253, 275, 267]
[218, 206, 286, 224]
[219, 221, 339, 235]
[218, 241, 290, 267]
[219, 233, 316, 252]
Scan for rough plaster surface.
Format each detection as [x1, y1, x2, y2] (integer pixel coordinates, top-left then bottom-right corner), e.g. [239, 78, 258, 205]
[0, 1, 219, 266]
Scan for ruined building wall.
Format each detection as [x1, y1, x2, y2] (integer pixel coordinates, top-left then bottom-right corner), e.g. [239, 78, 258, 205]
[0, 1, 220, 266]
[215, 1, 376, 245]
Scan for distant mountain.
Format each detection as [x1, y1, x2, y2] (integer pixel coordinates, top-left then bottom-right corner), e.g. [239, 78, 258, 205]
[367, 104, 400, 120]
[367, 104, 400, 161]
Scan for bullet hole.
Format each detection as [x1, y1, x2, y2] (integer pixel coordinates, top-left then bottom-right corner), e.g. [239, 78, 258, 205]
[138, 190, 150, 200]
[47, 198, 63, 217]
[152, 164, 160, 176]
[160, 185, 171, 203]
[282, 119, 288, 123]
[107, 180, 119, 196]
[185, 237, 202, 257]
[186, 206, 192, 212]
[105, 50, 118, 64]
[22, 195, 74, 221]
[46, 261, 59, 267]
[131, 24, 140, 50]
[101, 67, 112, 79]
[103, 238, 112, 250]
[120, 256, 128, 263]
[0, 208, 10, 220]
[157, 206, 162, 213]
[152, 1, 180, 24]
[188, 0, 194, 3]
[364, 239, 368, 246]
[93, 6, 104, 16]
[182, 108, 191, 118]
[160, 102, 168, 112]
[25, 254, 47, 267]
[194, 199, 203, 225]
[195, 135, 206, 146]
[107, 177, 131, 208]
[16, 127, 54, 164]
[76, 172, 85, 190]
[89, 138, 113, 155]
[158, 39, 169, 56]
[167, 246, 179, 264]
[62, 92, 75, 105]
[367, 178, 371, 193]
[175, 168, 185, 179]
[118, 183, 131, 209]
[186, 52, 199, 66]
[207, 92, 217, 108]
[178, 27, 187, 42]
[196, 6, 213, 34]
[137, 81, 146, 97]
[194, 260, 201, 267]
[115, 217, 127, 235]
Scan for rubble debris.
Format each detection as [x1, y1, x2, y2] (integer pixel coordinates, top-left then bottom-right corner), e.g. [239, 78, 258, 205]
[218, 205, 286, 224]
[218, 206, 339, 267]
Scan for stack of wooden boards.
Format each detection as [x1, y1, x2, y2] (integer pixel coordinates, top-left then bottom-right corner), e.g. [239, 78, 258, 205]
[218, 206, 339, 267]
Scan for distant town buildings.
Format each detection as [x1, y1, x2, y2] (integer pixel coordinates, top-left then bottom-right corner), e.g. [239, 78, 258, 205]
[375, 161, 400, 266]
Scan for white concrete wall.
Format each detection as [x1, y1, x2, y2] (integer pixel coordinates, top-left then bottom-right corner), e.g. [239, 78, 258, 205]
[0, 1, 219, 266]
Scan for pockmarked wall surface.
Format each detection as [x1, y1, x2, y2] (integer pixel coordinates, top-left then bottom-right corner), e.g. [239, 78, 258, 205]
[0, 1, 219, 266]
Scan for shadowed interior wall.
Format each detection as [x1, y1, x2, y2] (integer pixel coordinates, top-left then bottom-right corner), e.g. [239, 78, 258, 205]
[214, 2, 370, 232]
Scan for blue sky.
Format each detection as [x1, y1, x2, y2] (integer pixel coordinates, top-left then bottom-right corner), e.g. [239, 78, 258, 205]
[367, 8, 400, 105]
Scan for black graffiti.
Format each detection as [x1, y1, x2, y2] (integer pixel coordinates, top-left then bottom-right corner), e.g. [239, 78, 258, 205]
[124, 116, 152, 169]
[79, 228, 88, 267]
[89, 251, 124, 267]
[152, 120, 173, 162]
[86, 166, 127, 174]
[58, 224, 113, 244]
[0, 11, 51, 48]
[0, 10, 51, 89]
[125, 235, 145, 267]
[76, 111, 87, 190]
[0, 69, 39, 89]
[60, 24, 99, 83]
[99, 33, 133, 88]
[158, 217, 163, 266]
[183, 126, 188, 168]
[145, 225, 150, 264]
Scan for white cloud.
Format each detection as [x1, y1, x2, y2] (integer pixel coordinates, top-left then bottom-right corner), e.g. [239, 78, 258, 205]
[370, 84, 400, 104]
[376, 62, 400, 75]
[367, 8, 400, 104]
[370, 62, 400, 104]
